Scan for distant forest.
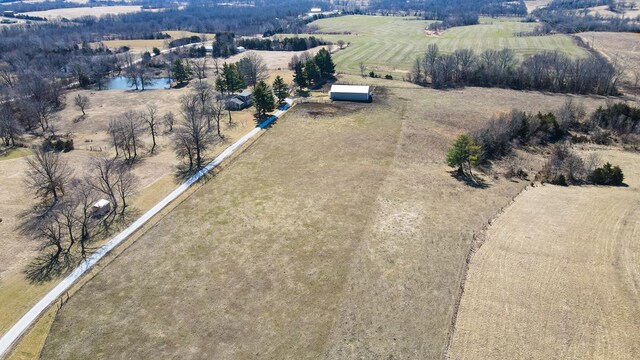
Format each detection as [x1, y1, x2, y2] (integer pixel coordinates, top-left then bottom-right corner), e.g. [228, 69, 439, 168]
[0, 0, 326, 103]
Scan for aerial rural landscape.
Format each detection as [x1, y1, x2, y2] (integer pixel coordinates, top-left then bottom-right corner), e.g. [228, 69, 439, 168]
[0, 0, 639, 359]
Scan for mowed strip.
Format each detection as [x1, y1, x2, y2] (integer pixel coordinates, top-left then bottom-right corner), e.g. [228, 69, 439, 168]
[450, 150, 640, 359]
[301, 16, 586, 75]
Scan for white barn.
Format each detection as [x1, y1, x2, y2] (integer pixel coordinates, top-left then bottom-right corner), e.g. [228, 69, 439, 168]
[329, 85, 372, 102]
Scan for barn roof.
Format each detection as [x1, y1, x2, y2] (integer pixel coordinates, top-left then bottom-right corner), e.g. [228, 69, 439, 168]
[330, 85, 370, 94]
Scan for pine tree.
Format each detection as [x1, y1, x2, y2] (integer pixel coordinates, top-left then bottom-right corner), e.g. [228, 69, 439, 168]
[304, 59, 321, 87]
[446, 134, 482, 179]
[222, 63, 245, 94]
[172, 59, 190, 84]
[272, 76, 289, 104]
[252, 81, 275, 119]
[314, 48, 335, 78]
[293, 61, 307, 89]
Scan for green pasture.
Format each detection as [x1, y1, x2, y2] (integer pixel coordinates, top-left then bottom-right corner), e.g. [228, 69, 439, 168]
[296, 16, 587, 75]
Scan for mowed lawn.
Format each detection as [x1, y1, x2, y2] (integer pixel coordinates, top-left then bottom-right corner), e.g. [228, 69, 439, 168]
[40, 81, 601, 359]
[300, 16, 586, 75]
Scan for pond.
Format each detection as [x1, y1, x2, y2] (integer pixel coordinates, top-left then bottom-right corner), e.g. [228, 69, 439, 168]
[96, 76, 171, 90]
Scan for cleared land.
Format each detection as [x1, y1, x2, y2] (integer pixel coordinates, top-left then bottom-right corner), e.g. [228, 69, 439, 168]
[20, 5, 142, 20]
[300, 16, 587, 75]
[576, 32, 640, 93]
[524, 0, 553, 12]
[40, 79, 607, 359]
[450, 149, 640, 359]
[587, 4, 640, 18]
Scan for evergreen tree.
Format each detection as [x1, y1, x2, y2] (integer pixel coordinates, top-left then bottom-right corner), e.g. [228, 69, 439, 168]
[314, 48, 335, 78]
[304, 59, 321, 87]
[220, 63, 244, 95]
[446, 134, 482, 179]
[272, 76, 289, 104]
[253, 81, 275, 119]
[293, 61, 307, 89]
[172, 59, 190, 84]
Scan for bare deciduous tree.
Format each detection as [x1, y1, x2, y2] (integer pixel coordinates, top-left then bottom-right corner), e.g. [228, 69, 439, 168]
[191, 57, 208, 83]
[26, 148, 73, 203]
[88, 156, 139, 218]
[108, 111, 144, 161]
[0, 104, 23, 146]
[163, 111, 175, 133]
[174, 94, 217, 171]
[237, 52, 268, 88]
[141, 105, 159, 153]
[74, 94, 90, 116]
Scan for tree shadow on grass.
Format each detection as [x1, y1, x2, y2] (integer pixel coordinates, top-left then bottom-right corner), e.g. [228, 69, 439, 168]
[450, 171, 490, 189]
[173, 163, 215, 183]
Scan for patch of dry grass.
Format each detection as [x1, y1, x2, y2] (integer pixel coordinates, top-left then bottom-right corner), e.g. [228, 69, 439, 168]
[0, 75, 257, 353]
[576, 32, 640, 94]
[21, 5, 142, 20]
[39, 79, 611, 359]
[450, 149, 640, 359]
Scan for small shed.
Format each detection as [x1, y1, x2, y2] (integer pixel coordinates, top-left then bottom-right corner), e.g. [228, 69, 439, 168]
[329, 85, 372, 102]
[92, 199, 111, 217]
[3, 11, 15, 17]
[236, 46, 246, 53]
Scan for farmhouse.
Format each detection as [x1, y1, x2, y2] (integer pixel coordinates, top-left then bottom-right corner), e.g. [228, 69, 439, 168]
[226, 89, 253, 110]
[329, 85, 372, 102]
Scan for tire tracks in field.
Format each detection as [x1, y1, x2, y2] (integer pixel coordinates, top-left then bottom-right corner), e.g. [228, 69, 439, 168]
[443, 182, 536, 359]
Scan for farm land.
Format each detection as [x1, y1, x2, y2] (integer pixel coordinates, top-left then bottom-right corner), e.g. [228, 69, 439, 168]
[576, 31, 640, 93]
[293, 15, 587, 76]
[20, 5, 143, 20]
[450, 149, 640, 359]
[1, 11, 639, 360]
[38, 80, 612, 359]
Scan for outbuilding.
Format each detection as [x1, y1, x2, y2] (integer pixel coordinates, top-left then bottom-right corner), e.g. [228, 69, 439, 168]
[92, 199, 111, 218]
[329, 85, 372, 102]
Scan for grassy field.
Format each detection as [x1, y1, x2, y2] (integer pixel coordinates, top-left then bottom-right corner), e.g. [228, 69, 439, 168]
[299, 16, 587, 76]
[450, 149, 640, 359]
[524, 0, 553, 12]
[38, 77, 608, 359]
[577, 32, 640, 94]
[21, 5, 142, 20]
[0, 70, 257, 352]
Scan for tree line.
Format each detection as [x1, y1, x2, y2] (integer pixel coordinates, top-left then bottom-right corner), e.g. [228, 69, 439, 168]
[409, 44, 620, 95]
[237, 36, 331, 52]
[445, 99, 634, 186]
[291, 48, 336, 89]
[368, 0, 527, 19]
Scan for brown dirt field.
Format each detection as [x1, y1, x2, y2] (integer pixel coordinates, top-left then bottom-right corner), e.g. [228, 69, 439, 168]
[576, 32, 640, 93]
[449, 149, 640, 359]
[21, 5, 142, 20]
[39, 80, 612, 359]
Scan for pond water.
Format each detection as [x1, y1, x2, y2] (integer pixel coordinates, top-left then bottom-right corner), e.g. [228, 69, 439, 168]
[97, 76, 171, 90]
